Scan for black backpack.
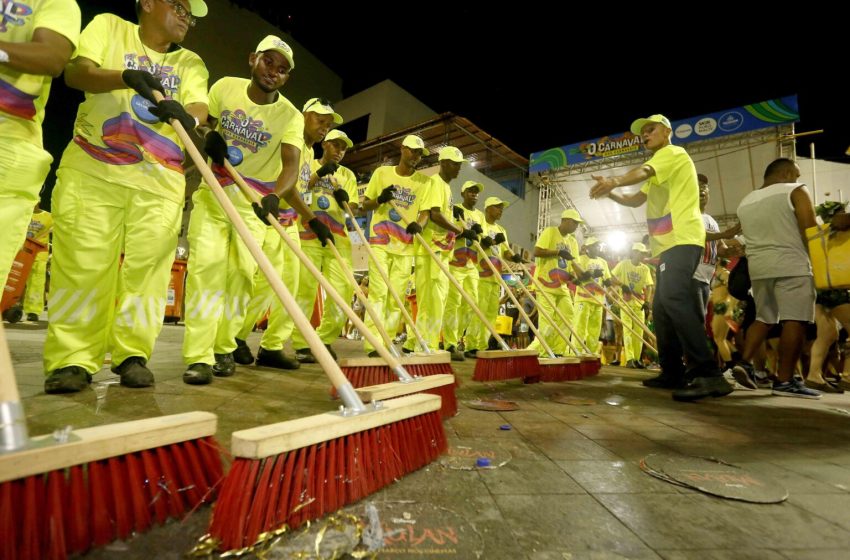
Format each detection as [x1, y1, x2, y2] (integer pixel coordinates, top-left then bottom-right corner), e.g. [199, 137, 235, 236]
[727, 257, 751, 300]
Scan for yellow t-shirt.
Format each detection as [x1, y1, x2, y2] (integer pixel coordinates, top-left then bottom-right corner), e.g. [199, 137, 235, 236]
[364, 165, 431, 256]
[417, 174, 455, 254]
[533, 226, 578, 295]
[27, 210, 53, 243]
[478, 222, 509, 283]
[574, 255, 611, 303]
[205, 77, 302, 225]
[298, 159, 358, 248]
[611, 259, 653, 302]
[639, 145, 706, 256]
[0, 0, 80, 147]
[449, 206, 485, 269]
[58, 14, 209, 204]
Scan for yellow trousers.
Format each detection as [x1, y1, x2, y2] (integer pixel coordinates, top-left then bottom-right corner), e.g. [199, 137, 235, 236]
[291, 244, 354, 348]
[574, 300, 604, 354]
[23, 252, 48, 316]
[404, 251, 449, 352]
[44, 168, 181, 374]
[182, 187, 266, 365]
[237, 224, 301, 351]
[528, 289, 575, 356]
[466, 280, 500, 351]
[442, 264, 479, 349]
[363, 247, 411, 353]
[0, 138, 52, 287]
[620, 299, 645, 362]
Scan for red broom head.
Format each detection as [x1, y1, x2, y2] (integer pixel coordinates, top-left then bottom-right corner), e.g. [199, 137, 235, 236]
[0, 436, 224, 560]
[207, 410, 447, 553]
[472, 353, 540, 382]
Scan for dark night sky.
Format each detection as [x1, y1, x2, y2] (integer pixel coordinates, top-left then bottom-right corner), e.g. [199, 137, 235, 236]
[43, 2, 848, 200]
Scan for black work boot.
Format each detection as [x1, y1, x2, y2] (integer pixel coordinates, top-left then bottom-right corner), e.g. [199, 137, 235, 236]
[672, 375, 733, 402]
[233, 338, 254, 365]
[44, 366, 92, 394]
[112, 357, 154, 388]
[183, 363, 213, 385]
[256, 347, 301, 370]
[294, 347, 318, 363]
[213, 353, 236, 377]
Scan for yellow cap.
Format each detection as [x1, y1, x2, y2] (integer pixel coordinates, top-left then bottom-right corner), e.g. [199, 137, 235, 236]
[324, 129, 353, 148]
[255, 35, 293, 70]
[485, 196, 508, 208]
[584, 236, 601, 246]
[630, 114, 671, 135]
[631, 242, 649, 253]
[461, 180, 483, 193]
[438, 146, 466, 163]
[560, 208, 584, 223]
[303, 97, 343, 125]
[401, 134, 429, 156]
[138, 0, 208, 17]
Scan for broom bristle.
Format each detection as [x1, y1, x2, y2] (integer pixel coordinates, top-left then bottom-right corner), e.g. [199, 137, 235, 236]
[208, 410, 447, 552]
[472, 351, 541, 382]
[0, 436, 223, 560]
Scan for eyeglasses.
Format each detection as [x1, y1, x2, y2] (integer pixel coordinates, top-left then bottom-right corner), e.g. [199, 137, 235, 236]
[304, 97, 332, 112]
[159, 0, 197, 27]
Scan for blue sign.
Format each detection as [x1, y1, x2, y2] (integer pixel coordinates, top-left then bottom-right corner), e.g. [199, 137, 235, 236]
[530, 96, 799, 173]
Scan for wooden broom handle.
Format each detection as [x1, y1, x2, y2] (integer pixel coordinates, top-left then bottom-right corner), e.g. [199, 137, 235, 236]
[0, 322, 20, 402]
[599, 284, 657, 344]
[388, 201, 510, 351]
[154, 92, 361, 403]
[509, 263, 582, 355]
[223, 161, 407, 373]
[473, 241, 555, 357]
[341, 200, 431, 352]
[516, 262, 593, 354]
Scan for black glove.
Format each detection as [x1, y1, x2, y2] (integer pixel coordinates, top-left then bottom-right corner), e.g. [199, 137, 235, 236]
[458, 229, 479, 242]
[252, 193, 279, 225]
[308, 218, 334, 246]
[509, 254, 524, 264]
[376, 186, 396, 204]
[493, 233, 506, 245]
[203, 131, 228, 165]
[471, 223, 484, 235]
[150, 99, 196, 131]
[602, 278, 613, 287]
[316, 162, 339, 178]
[558, 248, 574, 261]
[578, 271, 592, 282]
[121, 69, 164, 104]
[480, 236, 494, 249]
[642, 302, 651, 312]
[405, 222, 423, 235]
[332, 188, 350, 206]
[592, 269, 605, 279]
[452, 205, 465, 221]
[621, 285, 633, 295]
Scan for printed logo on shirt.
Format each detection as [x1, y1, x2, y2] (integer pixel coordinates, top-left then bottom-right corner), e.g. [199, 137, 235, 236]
[219, 109, 272, 154]
[391, 185, 416, 208]
[0, 1, 32, 33]
[124, 54, 182, 97]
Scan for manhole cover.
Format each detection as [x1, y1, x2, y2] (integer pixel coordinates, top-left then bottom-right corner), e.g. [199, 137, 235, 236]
[463, 399, 519, 411]
[641, 453, 788, 503]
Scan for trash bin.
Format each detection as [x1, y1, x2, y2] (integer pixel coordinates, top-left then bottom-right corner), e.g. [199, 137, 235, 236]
[2, 238, 47, 322]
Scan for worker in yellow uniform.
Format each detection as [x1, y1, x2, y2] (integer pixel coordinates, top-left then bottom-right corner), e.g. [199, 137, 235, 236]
[403, 146, 478, 353]
[23, 203, 53, 322]
[233, 96, 338, 369]
[0, 0, 80, 287]
[182, 37, 330, 384]
[611, 242, 654, 368]
[573, 237, 613, 354]
[44, 0, 210, 393]
[443, 180, 485, 361]
[528, 208, 582, 356]
[291, 129, 359, 362]
[360, 135, 432, 356]
[465, 197, 521, 357]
